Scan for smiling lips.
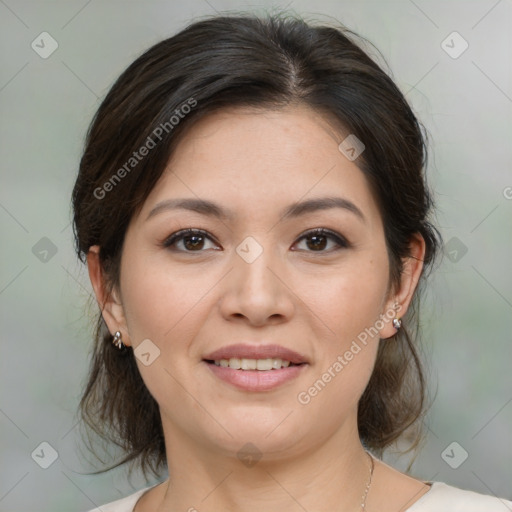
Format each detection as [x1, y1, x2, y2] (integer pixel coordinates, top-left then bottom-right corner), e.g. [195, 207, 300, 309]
[203, 343, 308, 391]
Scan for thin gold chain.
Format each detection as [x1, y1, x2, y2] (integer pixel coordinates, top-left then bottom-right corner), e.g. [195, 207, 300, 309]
[361, 451, 375, 510]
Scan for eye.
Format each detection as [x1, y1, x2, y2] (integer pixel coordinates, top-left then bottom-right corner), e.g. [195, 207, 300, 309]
[162, 228, 219, 252]
[162, 227, 350, 254]
[293, 228, 350, 253]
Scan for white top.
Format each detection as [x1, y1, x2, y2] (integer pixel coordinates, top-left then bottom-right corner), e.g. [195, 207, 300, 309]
[87, 481, 512, 511]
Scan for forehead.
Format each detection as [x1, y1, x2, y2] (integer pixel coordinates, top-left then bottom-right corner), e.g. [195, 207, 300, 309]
[137, 105, 381, 227]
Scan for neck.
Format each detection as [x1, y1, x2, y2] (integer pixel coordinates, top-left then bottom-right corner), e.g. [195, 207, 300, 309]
[156, 422, 372, 512]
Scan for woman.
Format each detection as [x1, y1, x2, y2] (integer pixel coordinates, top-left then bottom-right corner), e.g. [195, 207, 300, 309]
[73, 13, 512, 512]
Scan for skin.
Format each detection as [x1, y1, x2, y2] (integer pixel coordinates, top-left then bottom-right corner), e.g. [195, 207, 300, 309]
[88, 105, 430, 511]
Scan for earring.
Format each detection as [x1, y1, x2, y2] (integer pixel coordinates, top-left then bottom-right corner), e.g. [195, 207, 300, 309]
[112, 331, 125, 349]
[392, 317, 402, 331]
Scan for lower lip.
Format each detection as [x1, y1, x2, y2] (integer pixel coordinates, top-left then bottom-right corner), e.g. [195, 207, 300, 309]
[205, 362, 307, 391]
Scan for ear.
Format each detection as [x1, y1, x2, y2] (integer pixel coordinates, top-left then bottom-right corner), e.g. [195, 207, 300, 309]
[87, 245, 132, 347]
[379, 233, 426, 339]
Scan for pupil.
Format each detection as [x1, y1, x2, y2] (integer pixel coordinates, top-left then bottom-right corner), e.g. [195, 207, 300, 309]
[308, 235, 326, 251]
[185, 235, 203, 250]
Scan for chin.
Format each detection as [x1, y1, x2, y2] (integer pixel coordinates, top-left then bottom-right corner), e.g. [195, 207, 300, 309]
[202, 405, 310, 456]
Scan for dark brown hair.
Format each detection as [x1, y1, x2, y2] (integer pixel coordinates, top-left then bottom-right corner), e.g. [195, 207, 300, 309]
[73, 12, 441, 480]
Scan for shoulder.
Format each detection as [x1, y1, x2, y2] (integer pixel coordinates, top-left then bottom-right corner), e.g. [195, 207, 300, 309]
[406, 481, 512, 511]
[85, 485, 156, 512]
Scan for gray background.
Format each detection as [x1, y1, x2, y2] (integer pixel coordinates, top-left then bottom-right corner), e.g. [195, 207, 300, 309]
[1, 0, 511, 510]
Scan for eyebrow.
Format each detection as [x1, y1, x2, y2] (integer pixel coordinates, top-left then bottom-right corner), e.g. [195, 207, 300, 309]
[146, 196, 366, 223]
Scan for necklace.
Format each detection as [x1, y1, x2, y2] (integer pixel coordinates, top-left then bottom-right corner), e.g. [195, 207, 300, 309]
[361, 451, 375, 511]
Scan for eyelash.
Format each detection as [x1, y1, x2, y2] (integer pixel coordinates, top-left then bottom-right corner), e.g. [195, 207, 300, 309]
[161, 228, 350, 254]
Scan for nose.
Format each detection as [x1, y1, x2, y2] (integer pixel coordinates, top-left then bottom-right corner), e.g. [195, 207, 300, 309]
[218, 243, 295, 327]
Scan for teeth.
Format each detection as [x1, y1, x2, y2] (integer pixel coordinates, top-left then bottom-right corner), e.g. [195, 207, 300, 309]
[256, 359, 272, 370]
[241, 358, 257, 370]
[229, 357, 241, 369]
[213, 358, 294, 370]
[272, 358, 283, 369]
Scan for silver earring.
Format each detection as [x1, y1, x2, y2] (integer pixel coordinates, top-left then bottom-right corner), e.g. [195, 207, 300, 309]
[392, 317, 402, 330]
[113, 331, 125, 349]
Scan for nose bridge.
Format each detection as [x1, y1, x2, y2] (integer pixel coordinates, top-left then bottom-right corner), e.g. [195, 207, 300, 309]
[219, 233, 294, 323]
[234, 234, 279, 293]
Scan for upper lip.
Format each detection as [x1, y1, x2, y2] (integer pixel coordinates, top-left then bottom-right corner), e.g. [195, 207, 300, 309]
[204, 344, 308, 364]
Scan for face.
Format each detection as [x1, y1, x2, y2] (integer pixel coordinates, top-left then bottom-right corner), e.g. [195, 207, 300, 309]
[90, 105, 420, 461]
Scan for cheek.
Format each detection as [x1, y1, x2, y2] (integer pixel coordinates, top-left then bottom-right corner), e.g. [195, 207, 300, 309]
[297, 272, 384, 423]
[118, 252, 212, 399]
[119, 249, 216, 346]
[120, 265, 169, 342]
[296, 252, 388, 406]
[303, 253, 390, 343]
[119, 248, 173, 341]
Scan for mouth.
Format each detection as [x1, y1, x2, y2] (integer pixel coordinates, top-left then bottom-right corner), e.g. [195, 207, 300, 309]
[204, 358, 304, 370]
[203, 360, 307, 392]
[202, 344, 309, 392]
